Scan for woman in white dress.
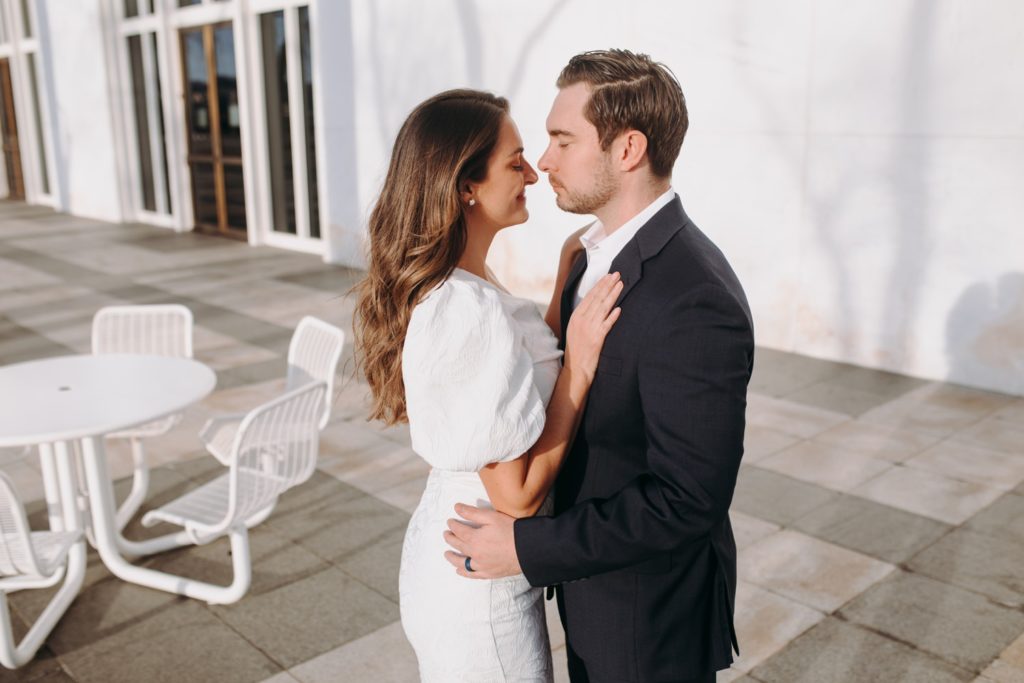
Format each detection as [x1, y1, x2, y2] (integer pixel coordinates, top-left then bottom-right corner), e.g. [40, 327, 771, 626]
[354, 89, 621, 682]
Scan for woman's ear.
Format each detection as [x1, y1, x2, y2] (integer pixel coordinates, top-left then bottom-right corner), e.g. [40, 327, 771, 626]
[460, 184, 477, 207]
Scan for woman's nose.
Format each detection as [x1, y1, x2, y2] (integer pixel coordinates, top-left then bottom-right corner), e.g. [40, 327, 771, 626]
[523, 160, 539, 185]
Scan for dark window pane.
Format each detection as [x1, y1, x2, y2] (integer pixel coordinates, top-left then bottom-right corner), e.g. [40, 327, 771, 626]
[299, 6, 319, 239]
[147, 0, 155, 13]
[260, 11, 295, 235]
[214, 26, 241, 158]
[149, 34, 171, 212]
[124, 0, 139, 18]
[223, 163, 246, 229]
[190, 162, 217, 226]
[27, 53, 47, 194]
[178, 0, 201, 6]
[182, 29, 211, 157]
[127, 35, 156, 211]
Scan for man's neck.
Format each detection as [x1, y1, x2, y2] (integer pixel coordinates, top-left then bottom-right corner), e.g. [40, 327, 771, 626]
[594, 181, 671, 235]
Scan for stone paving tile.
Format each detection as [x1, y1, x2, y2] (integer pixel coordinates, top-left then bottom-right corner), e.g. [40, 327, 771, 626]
[965, 492, 1024, 547]
[908, 528, 1024, 608]
[286, 620, 416, 683]
[852, 465, 1004, 525]
[746, 394, 848, 439]
[266, 485, 411, 567]
[951, 416, 1024, 455]
[0, 610, 66, 683]
[826, 364, 929, 399]
[728, 581, 824, 674]
[373, 476, 429, 514]
[783, 381, 893, 417]
[791, 493, 952, 564]
[980, 659, 1024, 683]
[738, 529, 895, 612]
[58, 600, 281, 683]
[905, 440, 1024, 492]
[1002, 633, 1024, 668]
[211, 567, 399, 669]
[750, 617, 974, 682]
[811, 419, 941, 462]
[757, 440, 893, 492]
[731, 466, 840, 526]
[142, 525, 330, 597]
[741, 425, 802, 464]
[335, 526, 405, 603]
[747, 348, 850, 398]
[839, 570, 1024, 672]
[730, 510, 781, 551]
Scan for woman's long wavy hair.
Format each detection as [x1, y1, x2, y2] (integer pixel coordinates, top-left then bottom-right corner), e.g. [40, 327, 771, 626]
[354, 89, 510, 424]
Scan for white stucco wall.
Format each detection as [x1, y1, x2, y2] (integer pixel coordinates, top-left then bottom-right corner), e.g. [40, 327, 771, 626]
[36, 0, 124, 223]
[334, 0, 1023, 395]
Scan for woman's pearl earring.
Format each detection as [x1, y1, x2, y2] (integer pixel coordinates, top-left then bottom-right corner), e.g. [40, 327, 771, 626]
[468, 198, 476, 207]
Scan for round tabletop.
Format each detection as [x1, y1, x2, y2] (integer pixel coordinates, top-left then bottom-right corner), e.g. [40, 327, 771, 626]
[0, 354, 217, 447]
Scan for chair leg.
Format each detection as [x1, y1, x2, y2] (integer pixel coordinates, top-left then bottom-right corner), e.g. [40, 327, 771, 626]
[115, 439, 149, 531]
[0, 542, 86, 669]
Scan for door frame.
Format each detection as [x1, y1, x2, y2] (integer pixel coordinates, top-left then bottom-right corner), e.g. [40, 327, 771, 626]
[0, 57, 25, 200]
[179, 20, 247, 240]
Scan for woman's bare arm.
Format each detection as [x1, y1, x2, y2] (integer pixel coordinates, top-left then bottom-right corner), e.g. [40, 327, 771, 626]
[481, 272, 621, 518]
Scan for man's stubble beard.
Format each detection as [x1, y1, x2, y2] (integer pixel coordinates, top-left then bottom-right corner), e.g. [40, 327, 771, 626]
[555, 154, 618, 215]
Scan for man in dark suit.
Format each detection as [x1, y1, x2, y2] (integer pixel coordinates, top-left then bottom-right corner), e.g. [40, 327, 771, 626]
[445, 49, 753, 682]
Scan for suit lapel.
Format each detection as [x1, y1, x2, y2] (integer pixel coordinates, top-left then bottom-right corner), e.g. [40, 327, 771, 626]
[608, 195, 690, 308]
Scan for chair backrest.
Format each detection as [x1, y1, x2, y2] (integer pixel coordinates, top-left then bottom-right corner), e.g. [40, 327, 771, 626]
[92, 304, 194, 358]
[227, 382, 327, 524]
[285, 316, 345, 428]
[0, 472, 42, 578]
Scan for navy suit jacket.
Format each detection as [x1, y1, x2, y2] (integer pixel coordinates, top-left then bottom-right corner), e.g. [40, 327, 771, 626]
[514, 197, 753, 681]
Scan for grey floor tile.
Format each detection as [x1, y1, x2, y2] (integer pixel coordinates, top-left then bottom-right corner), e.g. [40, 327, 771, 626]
[57, 600, 281, 683]
[749, 348, 852, 398]
[749, 617, 973, 683]
[211, 566, 399, 669]
[908, 528, 1024, 607]
[827, 365, 928, 400]
[783, 381, 893, 417]
[791, 494, 952, 564]
[142, 525, 330, 597]
[275, 266, 363, 294]
[965, 492, 1024, 545]
[269, 489, 410, 567]
[217, 358, 290, 390]
[0, 610, 65, 683]
[840, 570, 1024, 672]
[335, 526, 405, 603]
[731, 466, 839, 525]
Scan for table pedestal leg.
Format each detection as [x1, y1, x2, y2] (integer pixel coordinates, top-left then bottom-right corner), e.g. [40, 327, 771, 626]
[80, 436, 251, 605]
[35, 443, 63, 532]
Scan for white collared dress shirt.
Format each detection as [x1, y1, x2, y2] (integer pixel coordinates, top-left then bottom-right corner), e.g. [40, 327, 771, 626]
[573, 187, 676, 309]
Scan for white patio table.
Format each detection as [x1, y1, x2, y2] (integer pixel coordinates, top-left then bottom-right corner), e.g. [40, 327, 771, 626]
[0, 354, 219, 602]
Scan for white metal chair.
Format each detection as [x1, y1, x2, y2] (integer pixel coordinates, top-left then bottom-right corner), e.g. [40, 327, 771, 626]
[139, 382, 326, 605]
[0, 472, 84, 669]
[200, 315, 344, 467]
[92, 304, 194, 530]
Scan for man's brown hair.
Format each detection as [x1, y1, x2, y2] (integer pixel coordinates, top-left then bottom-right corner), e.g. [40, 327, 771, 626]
[557, 49, 687, 178]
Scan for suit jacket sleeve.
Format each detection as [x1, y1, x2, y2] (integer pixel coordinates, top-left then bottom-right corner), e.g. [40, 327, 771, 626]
[514, 283, 753, 586]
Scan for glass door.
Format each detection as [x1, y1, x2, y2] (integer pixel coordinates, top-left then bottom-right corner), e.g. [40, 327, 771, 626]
[0, 58, 25, 200]
[180, 22, 246, 238]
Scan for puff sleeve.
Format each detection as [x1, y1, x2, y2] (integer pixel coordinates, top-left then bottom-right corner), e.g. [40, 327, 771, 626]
[402, 280, 546, 472]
